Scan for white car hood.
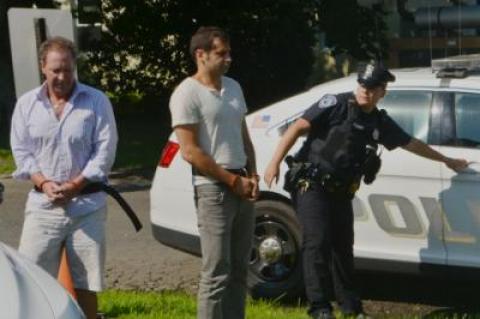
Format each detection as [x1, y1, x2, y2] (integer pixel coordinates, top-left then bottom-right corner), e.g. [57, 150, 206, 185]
[0, 243, 84, 319]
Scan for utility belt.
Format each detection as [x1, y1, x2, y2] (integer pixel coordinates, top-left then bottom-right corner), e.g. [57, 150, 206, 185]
[317, 173, 360, 199]
[283, 156, 360, 199]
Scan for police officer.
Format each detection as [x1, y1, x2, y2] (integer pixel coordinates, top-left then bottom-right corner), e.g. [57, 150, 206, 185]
[264, 61, 468, 319]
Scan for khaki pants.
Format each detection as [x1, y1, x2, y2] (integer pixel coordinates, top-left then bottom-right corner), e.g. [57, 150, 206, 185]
[19, 206, 107, 291]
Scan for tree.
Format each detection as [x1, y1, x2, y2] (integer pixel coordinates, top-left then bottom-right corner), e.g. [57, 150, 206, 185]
[318, 0, 388, 60]
[306, 1, 389, 85]
[84, 0, 388, 112]
[84, 0, 317, 110]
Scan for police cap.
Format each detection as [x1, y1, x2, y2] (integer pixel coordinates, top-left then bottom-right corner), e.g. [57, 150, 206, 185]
[357, 60, 395, 89]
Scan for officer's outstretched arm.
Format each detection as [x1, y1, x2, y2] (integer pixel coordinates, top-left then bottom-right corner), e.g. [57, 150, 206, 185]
[402, 138, 468, 172]
[264, 118, 311, 188]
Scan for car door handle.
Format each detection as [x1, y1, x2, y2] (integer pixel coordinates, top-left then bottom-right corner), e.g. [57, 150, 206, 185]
[459, 162, 480, 174]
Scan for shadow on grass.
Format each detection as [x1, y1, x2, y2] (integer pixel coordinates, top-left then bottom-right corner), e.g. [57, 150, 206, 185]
[104, 303, 153, 317]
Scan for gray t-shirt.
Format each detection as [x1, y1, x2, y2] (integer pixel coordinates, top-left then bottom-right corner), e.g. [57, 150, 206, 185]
[170, 76, 248, 185]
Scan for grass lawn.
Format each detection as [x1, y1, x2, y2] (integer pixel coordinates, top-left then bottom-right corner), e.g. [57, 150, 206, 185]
[98, 290, 480, 319]
[0, 148, 15, 175]
[99, 290, 310, 319]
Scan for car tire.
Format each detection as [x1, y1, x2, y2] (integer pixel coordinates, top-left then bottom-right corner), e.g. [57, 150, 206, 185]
[248, 199, 304, 299]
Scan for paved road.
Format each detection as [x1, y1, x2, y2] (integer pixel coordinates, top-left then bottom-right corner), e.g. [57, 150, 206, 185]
[0, 175, 201, 293]
[1, 176, 478, 317]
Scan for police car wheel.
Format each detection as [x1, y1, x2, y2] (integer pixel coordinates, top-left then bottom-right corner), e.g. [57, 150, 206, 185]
[248, 199, 303, 299]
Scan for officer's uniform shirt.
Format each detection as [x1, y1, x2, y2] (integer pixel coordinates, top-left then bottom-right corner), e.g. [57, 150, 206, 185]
[297, 92, 412, 161]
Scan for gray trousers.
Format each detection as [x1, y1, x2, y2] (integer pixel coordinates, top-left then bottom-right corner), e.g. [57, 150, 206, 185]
[195, 183, 255, 319]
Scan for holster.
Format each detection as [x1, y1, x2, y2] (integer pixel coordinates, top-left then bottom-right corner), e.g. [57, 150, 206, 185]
[283, 156, 313, 193]
[283, 156, 360, 199]
[362, 150, 381, 185]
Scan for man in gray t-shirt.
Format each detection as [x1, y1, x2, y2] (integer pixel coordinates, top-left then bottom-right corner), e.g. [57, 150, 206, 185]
[169, 26, 258, 319]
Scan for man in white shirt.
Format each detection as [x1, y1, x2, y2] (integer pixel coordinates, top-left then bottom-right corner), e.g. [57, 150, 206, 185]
[10, 36, 118, 319]
[169, 26, 258, 319]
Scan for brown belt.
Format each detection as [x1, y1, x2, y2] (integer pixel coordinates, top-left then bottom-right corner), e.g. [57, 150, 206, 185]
[225, 168, 248, 177]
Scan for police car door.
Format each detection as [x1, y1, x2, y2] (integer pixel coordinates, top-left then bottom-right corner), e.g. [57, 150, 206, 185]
[354, 89, 447, 270]
[436, 91, 480, 270]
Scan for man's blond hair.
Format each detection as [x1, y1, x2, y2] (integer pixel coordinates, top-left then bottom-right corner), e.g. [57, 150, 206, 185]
[39, 36, 76, 63]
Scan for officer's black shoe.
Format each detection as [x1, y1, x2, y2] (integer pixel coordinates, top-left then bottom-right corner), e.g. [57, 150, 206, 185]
[310, 309, 335, 319]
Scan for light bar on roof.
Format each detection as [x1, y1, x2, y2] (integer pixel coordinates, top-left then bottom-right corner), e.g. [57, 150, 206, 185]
[432, 54, 480, 72]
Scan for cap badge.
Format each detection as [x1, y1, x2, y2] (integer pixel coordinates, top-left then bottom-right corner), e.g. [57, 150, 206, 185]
[362, 64, 375, 80]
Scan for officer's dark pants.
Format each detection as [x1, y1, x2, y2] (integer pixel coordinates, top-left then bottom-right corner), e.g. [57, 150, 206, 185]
[293, 184, 362, 316]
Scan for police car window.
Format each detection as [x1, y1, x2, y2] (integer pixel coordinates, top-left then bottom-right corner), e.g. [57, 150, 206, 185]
[377, 91, 432, 142]
[452, 93, 480, 148]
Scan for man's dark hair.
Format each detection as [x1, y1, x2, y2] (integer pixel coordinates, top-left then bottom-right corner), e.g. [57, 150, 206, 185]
[39, 36, 77, 64]
[189, 26, 229, 62]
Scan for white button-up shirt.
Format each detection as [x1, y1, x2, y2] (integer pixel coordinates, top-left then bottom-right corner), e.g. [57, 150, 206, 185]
[10, 82, 118, 215]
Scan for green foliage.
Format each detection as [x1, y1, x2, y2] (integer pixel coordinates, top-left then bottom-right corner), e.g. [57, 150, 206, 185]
[318, 1, 389, 60]
[0, 149, 15, 175]
[82, 1, 389, 112]
[113, 112, 171, 171]
[83, 0, 318, 110]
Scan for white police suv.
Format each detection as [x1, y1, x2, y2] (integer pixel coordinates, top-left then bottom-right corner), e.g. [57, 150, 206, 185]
[150, 55, 480, 298]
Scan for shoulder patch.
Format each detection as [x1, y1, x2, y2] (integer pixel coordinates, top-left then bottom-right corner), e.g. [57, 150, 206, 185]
[318, 94, 337, 108]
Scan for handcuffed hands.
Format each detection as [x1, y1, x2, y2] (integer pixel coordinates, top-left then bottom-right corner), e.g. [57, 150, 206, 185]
[232, 175, 259, 201]
[58, 181, 82, 200]
[42, 180, 82, 205]
[42, 181, 68, 205]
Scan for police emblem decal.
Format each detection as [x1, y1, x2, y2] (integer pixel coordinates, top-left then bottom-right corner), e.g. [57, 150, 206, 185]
[372, 128, 380, 140]
[318, 95, 337, 108]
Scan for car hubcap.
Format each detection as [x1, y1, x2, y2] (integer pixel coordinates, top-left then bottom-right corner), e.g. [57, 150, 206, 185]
[259, 237, 283, 263]
[250, 215, 298, 282]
